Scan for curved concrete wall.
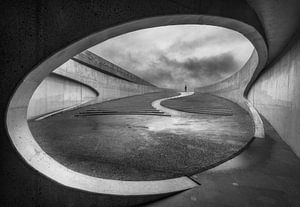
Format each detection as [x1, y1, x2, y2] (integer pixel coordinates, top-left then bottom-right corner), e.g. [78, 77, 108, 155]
[195, 49, 265, 139]
[248, 35, 300, 157]
[54, 57, 160, 104]
[27, 73, 97, 119]
[196, 35, 300, 157]
[2, 0, 299, 206]
[4, 14, 264, 205]
[195, 49, 259, 109]
[74, 50, 155, 86]
[28, 53, 160, 119]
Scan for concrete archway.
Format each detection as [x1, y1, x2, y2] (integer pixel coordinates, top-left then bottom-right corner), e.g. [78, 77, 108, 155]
[6, 0, 298, 206]
[6, 14, 267, 196]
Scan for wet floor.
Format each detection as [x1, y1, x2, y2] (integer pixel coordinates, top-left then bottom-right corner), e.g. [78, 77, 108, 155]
[143, 116, 300, 207]
[28, 92, 254, 180]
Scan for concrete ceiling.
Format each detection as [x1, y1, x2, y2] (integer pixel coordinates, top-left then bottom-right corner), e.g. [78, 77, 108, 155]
[247, 0, 300, 62]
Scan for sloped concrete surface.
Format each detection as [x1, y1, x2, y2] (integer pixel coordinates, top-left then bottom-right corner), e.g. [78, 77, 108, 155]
[2, 0, 300, 206]
[143, 116, 300, 207]
[28, 92, 254, 181]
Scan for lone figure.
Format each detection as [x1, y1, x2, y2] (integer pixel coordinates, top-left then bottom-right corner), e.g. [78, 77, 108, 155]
[184, 84, 187, 92]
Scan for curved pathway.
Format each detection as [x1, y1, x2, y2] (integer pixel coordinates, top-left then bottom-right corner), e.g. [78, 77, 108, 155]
[152, 92, 195, 116]
[28, 91, 254, 181]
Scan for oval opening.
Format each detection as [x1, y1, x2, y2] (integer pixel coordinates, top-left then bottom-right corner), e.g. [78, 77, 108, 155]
[6, 16, 267, 195]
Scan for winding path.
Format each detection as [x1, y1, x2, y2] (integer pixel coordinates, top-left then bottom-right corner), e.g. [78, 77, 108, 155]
[152, 92, 194, 116]
[28, 91, 254, 182]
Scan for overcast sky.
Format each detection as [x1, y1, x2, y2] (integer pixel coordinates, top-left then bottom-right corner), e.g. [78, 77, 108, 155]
[89, 25, 254, 90]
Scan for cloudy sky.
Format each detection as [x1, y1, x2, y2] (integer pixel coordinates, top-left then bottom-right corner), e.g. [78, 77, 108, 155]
[89, 25, 254, 90]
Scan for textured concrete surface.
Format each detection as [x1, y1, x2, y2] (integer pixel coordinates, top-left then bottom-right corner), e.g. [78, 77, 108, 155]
[28, 92, 254, 181]
[73, 50, 154, 86]
[248, 34, 300, 157]
[161, 93, 234, 116]
[194, 2, 300, 158]
[2, 0, 300, 206]
[28, 51, 160, 119]
[196, 34, 300, 158]
[247, 0, 300, 61]
[54, 58, 160, 104]
[143, 116, 300, 207]
[3, 3, 266, 204]
[27, 73, 97, 119]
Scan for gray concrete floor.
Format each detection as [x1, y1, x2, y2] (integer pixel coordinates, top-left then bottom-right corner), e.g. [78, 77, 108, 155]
[142, 116, 300, 207]
[28, 92, 254, 180]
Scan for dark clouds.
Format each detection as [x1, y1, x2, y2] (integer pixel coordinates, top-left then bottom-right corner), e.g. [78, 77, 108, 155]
[140, 52, 239, 89]
[89, 25, 253, 90]
[168, 32, 246, 54]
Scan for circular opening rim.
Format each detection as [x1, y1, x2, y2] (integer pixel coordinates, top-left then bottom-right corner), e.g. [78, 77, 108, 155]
[5, 14, 268, 196]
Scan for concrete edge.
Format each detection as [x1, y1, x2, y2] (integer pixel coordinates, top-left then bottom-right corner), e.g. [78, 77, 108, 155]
[5, 14, 266, 196]
[6, 105, 198, 196]
[34, 99, 93, 121]
[244, 99, 265, 138]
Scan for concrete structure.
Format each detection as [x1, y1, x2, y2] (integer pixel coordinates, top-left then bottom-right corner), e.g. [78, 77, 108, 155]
[195, 50, 258, 106]
[195, 28, 300, 158]
[73, 50, 154, 87]
[28, 51, 159, 119]
[28, 92, 254, 181]
[1, 0, 300, 206]
[248, 34, 300, 157]
[27, 73, 97, 119]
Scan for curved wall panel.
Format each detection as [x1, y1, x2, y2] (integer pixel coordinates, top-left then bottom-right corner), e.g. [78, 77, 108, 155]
[195, 49, 259, 108]
[248, 34, 300, 157]
[195, 49, 265, 138]
[27, 73, 97, 119]
[54, 59, 161, 105]
[27, 56, 160, 120]
[1, 0, 284, 205]
[4, 14, 266, 204]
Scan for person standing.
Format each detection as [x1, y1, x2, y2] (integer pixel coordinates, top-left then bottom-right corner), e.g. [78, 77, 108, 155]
[184, 84, 187, 92]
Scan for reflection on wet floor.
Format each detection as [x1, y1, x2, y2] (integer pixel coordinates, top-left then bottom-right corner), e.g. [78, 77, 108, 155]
[28, 91, 254, 181]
